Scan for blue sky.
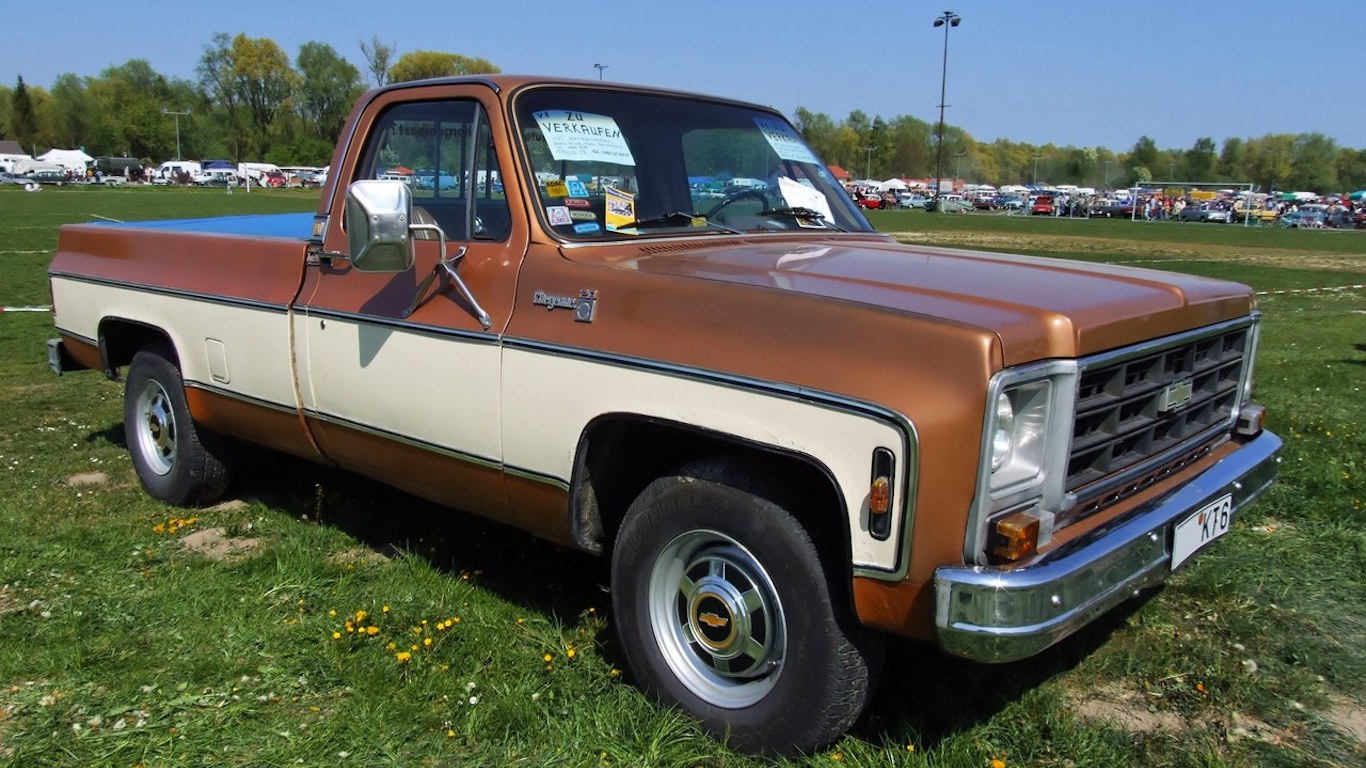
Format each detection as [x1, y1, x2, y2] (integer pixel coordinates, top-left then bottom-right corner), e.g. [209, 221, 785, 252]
[4, 1, 1363, 152]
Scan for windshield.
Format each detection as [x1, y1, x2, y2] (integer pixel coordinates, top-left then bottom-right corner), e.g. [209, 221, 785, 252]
[513, 86, 872, 240]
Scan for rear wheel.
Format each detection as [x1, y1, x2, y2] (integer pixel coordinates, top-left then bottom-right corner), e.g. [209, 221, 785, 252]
[124, 347, 229, 507]
[612, 472, 880, 756]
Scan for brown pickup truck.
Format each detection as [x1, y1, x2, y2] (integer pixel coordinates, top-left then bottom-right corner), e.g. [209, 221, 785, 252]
[47, 75, 1281, 755]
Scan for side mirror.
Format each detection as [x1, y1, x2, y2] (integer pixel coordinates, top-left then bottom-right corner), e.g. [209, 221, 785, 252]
[345, 179, 415, 272]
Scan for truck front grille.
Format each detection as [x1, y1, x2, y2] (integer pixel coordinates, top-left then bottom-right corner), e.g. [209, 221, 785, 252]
[1063, 324, 1251, 519]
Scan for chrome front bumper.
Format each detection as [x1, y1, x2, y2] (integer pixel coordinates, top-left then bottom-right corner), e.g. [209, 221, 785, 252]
[934, 429, 1281, 663]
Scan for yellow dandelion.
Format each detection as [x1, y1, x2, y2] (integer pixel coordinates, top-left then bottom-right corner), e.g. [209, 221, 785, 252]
[386, 642, 397, 651]
[355, 610, 367, 623]
[907, 744, 915, 752]
[395, 651, 411, 663]
[609, 668, 621, 678]
[516, 617, 525, 624]
[382, 605, 390, 613]
[567, 648, 576, 659]
[424, 637, 433, 647]
[544, 654, 553, 663]
[453, 617, 461, 624]
[991, 760, 1006, 768]
[411, 644, 419, 651]
[328, 609, 337, 617]
[830, 752, 844, 762]
[331, 632, 341, 640]
[366, 626, 379, 636]
[446, 729, 455, 738]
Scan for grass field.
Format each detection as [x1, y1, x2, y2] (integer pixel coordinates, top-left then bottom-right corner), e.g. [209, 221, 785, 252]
[1, 187, 1362, 766]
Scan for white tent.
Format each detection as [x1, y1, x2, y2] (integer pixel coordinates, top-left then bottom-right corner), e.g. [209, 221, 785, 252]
[38, 148, 93, 173]
[877, 177, 908, 192]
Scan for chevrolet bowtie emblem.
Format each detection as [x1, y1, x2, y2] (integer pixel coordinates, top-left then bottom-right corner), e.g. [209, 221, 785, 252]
[697, 612, 729, 629]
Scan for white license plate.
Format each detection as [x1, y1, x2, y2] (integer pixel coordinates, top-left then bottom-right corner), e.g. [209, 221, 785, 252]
[1171, 493, 1234, 570]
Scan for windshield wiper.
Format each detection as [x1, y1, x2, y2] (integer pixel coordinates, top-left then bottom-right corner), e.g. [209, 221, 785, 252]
[622, 211, 741, 234]
[758, 207, 846, 231]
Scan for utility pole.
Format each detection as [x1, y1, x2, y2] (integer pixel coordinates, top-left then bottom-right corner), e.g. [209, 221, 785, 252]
[593, 63, 609, 80]
[162, 108, 191, 161]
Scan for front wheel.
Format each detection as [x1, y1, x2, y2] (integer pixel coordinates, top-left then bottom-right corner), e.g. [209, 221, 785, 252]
[124, 347, 230, 507]
[611, 473, 881, 756]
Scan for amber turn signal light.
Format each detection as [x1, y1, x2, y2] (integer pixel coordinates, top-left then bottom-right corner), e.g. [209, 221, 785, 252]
[991, 512, 1040, 561]
[869, 476, 891, 516]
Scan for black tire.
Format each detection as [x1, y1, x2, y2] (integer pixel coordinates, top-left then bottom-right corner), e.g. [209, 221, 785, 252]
[124, 346, 230, 507]
[611, 473, 881, 756]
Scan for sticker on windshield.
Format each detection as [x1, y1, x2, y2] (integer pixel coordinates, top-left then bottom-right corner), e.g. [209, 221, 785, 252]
[545, 180, 569, 198]
[605, 185, 636, 232]
[547, 206, 573, 226]
[566, 179, 589, 197]
[755, 117, 819, 164]
[534, 111, 636, 165]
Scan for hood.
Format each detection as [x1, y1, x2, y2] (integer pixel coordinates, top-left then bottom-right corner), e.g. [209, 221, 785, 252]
[604, 237, 1254, 366]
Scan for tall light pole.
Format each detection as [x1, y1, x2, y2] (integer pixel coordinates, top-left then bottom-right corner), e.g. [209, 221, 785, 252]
[954, 149, 967, 183]
[162, 108, 190, 160]
[593, 63, 608, 80]
[932, 10, 961, 203]
[864, 145, 875, 180]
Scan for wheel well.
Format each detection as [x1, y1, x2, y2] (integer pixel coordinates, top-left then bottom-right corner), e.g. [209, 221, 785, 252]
[99, 319, 176, 377]
[572, 415, 851, 588]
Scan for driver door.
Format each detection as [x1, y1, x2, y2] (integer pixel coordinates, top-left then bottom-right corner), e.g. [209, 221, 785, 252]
[293, 89, 523, 516]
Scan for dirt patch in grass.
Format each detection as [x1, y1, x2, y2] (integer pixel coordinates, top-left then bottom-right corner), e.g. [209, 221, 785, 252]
[1324, 694, 1366, 747]
[1070, 683, 1187, 734]
[179, 527, 261, 562]
[888, 230, 1365, 272]
[328, 547, 392, 567]
[63, 472, 108, 487]
[0, 585, 21, 616]
[1068, 683, 1292, 746]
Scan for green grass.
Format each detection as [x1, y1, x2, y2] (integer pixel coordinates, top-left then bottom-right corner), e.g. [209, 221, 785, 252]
[0, 188, 1362, 766]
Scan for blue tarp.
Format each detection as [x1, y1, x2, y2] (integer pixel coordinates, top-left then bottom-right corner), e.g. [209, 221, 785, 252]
[93, 212, 314, 240]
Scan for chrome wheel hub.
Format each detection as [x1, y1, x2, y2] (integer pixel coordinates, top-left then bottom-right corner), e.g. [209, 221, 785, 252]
[649, 530, 786, 708]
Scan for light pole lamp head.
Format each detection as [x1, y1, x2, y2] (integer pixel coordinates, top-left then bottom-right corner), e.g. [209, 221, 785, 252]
[934, 10, 961, 27]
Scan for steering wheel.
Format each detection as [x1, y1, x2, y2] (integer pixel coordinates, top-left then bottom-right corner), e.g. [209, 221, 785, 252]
[705, 189, 770, 220]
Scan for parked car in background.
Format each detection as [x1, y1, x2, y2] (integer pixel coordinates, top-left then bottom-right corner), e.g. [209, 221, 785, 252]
[1030, 195, 1055, 215]
[897, 193, 929, 209]
[1234, 206, 1278, 224]
[930, 197, 972, 213]
[857, 194, 887, 210]
[1088, 199, 1135, 218]
[263, 172, 288, 188]
[29, 169, 68, 184]
[1179, 204, 1233, 223]
[1278, 210, 1326, 228]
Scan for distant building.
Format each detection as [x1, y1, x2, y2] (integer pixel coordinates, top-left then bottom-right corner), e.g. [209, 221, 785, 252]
[0, 140, 31, 174]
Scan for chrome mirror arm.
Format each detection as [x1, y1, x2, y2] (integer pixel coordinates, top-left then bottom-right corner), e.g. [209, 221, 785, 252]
[402, 224, 492, 329]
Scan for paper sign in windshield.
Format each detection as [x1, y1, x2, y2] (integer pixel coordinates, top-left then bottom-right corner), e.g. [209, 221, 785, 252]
[755, 117, 819, 164]
[534, 111, 636, 165]
[778, 176, 835, 223]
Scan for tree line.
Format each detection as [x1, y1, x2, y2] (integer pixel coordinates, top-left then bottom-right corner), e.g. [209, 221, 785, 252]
[0, 34, 498, 168]
[2, 32, 1362, 192]
[796, 109, 1366, 193]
